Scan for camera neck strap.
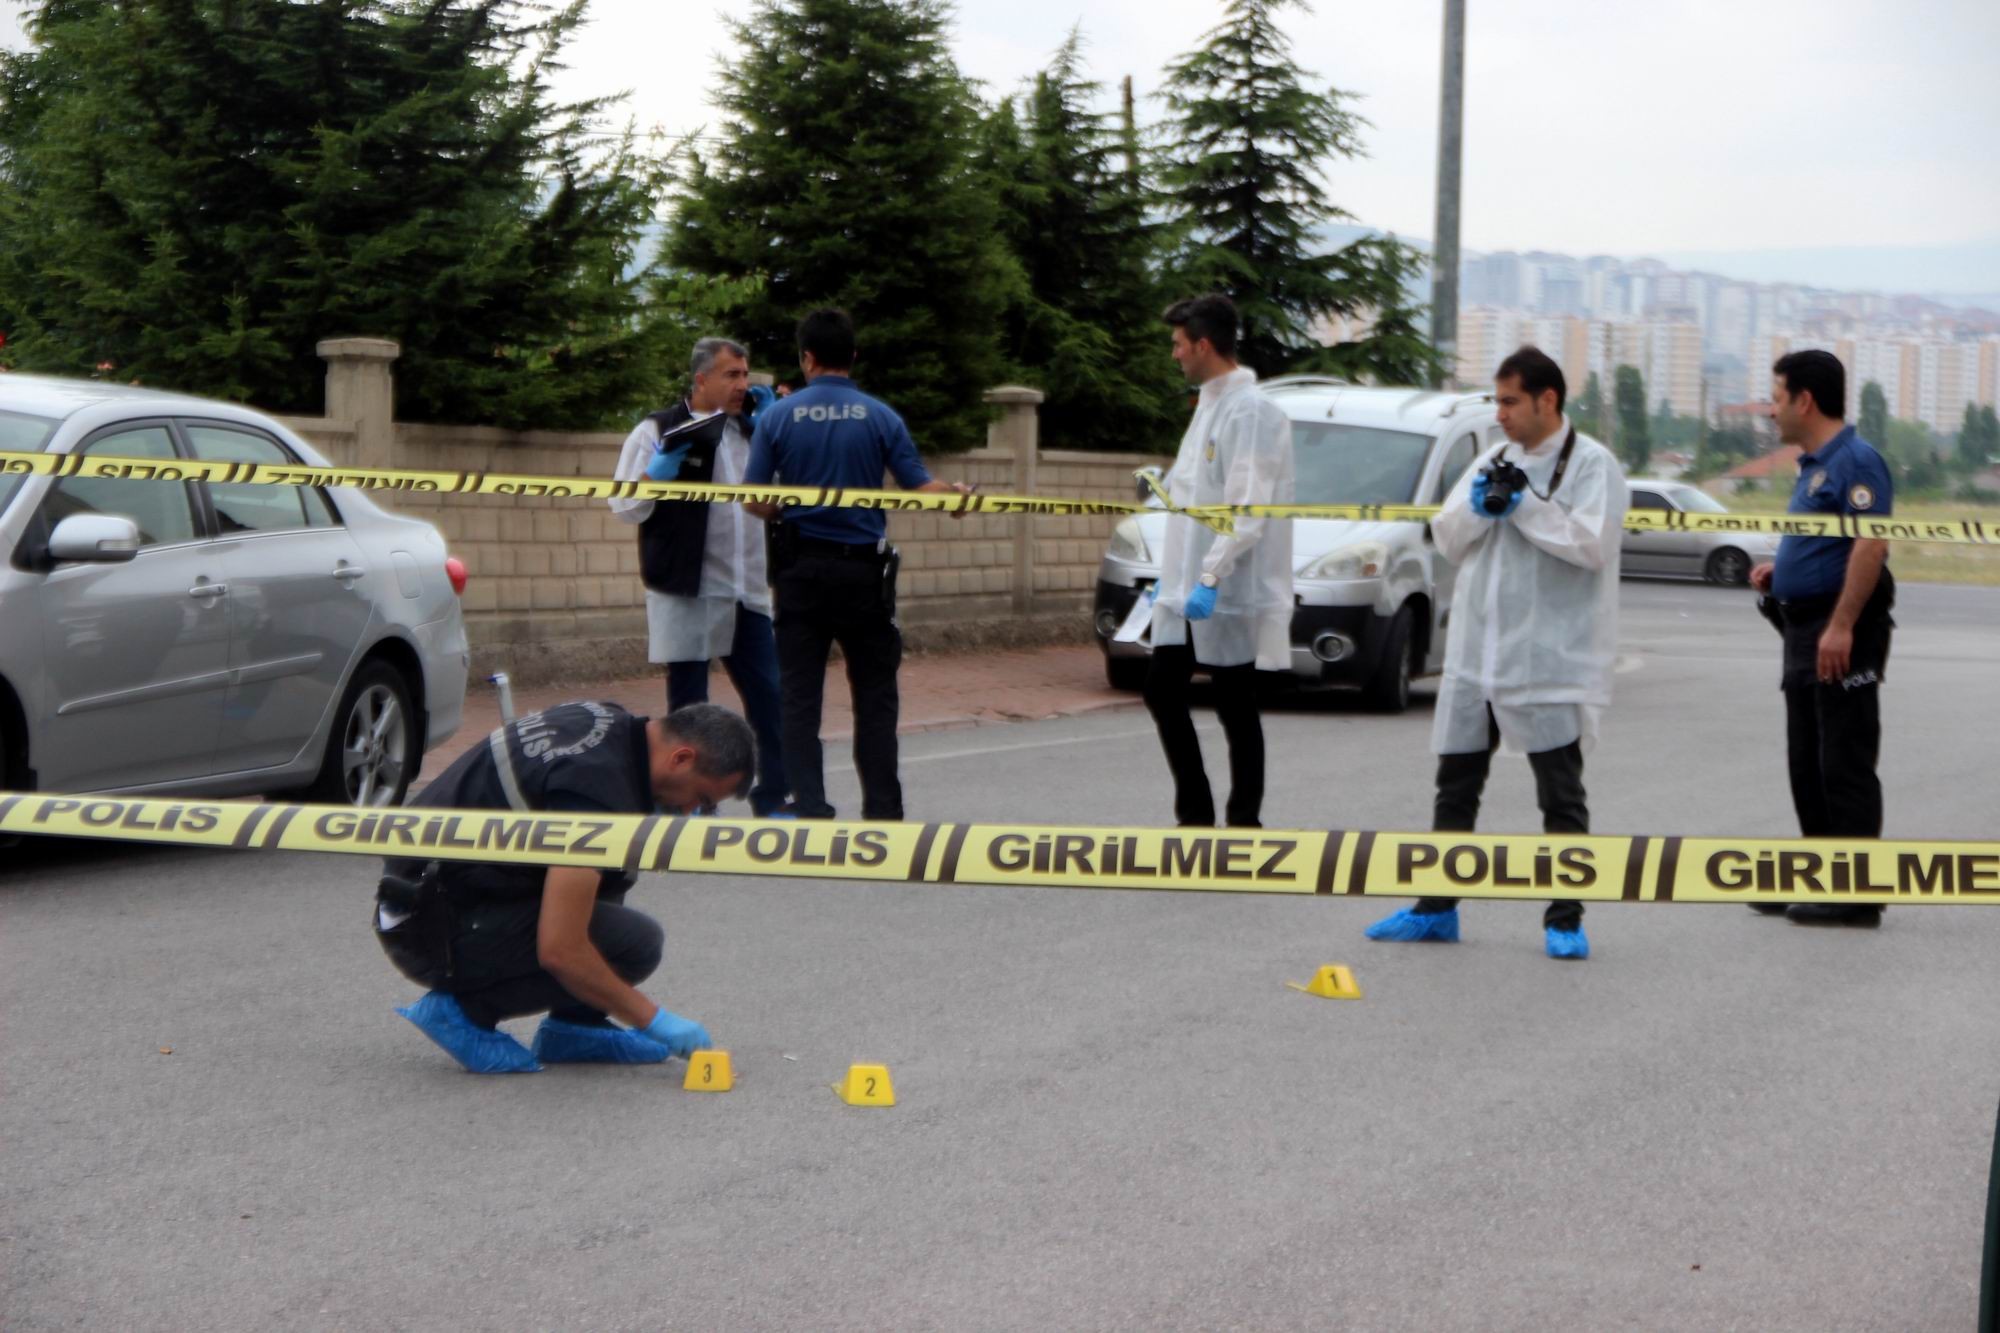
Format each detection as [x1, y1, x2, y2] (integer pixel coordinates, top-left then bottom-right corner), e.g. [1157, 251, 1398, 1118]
[1505, 426, 1578, 502]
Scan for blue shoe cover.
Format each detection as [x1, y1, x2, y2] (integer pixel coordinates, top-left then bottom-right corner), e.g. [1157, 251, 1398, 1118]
[1365, 907, 1461, 942]
[396, 991, 542, 1074]
[531, 1017, 670, 1065]
[1545, 926, 1590, 960]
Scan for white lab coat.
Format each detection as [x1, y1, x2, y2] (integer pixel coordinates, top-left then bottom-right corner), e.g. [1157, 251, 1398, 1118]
[1151, 366, 1295, 670]
[608, 409, 771, 664]
[1428, 418, 1627, 755]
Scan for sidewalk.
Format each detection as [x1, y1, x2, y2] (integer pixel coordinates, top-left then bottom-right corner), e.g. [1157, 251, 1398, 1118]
[419, 642, 1141, 785]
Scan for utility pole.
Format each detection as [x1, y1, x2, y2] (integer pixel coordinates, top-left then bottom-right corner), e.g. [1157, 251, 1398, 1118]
[1429, 0, 1466, 389]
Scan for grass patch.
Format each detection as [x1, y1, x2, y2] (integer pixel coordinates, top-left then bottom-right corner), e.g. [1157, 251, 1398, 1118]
[1718, 493, 2000, 587]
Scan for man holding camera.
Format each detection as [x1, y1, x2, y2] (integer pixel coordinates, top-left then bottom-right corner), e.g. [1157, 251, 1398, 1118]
[610, 337, 790, 816]
[1748, 349, 1895, 927]
[1366, 347, 1628, 959]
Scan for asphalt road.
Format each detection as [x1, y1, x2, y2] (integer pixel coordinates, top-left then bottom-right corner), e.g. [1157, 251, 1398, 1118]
[5, 580, 1997, 1331]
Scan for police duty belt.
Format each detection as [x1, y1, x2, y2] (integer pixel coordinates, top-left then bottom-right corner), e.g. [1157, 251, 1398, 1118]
[4, 450, 1996, 546]
[5, 791, 1999, 908]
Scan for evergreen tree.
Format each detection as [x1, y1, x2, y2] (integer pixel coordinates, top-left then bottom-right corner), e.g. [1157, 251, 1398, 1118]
[1955, 401, 2000, 471]
[1156, 0, 1434, 378]
[982, 32, 1182, 452]
[1571, 371, 1607, 438]
[0, 0, 672, 428]
[1859, 380, 1889, 446]
[668, 0, 1012, 453]
[1613, 364, 1651, 474]
[1306, 236, 1448, 386]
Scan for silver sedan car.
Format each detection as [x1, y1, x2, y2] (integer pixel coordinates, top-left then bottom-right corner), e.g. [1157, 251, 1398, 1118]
[0, 374, 469, 806]
[1621, 478, 1779, 585]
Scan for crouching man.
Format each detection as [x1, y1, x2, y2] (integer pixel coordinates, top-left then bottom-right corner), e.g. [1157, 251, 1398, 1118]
[375, 701, 754, 1073]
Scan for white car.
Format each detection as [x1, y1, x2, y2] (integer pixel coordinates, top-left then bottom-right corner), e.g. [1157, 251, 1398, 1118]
[0, 374, 469, 806]
[1622, 478, 1778, 585]
[1095, 380, 1508, 712]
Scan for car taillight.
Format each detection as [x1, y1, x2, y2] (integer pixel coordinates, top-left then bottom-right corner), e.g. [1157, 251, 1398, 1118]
[445, 556, 468, 596]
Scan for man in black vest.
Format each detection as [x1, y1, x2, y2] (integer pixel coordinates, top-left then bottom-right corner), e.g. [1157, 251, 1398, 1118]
[612, 337, 790, 815]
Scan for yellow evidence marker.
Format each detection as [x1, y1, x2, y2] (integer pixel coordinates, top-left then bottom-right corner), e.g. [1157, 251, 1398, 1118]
[684, 1050, 734, 1092]
[833, 1063, 895, 1107]
[1287, 964, 1363, 1000]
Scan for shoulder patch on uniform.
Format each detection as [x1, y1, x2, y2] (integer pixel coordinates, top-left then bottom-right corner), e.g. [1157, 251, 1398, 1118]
[1849, 483, 1874, 510]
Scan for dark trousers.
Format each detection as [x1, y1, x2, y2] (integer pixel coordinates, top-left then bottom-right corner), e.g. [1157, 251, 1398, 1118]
[1415, 708, 1588, 930]
[667, 605, 790, 815]
[1777, 593, 1891, 839]
[379, 884, 664, 1030]
[773, 554, 903, 820]
[1142, 642, 1265, 827]
[1784, 683, 1883, 837]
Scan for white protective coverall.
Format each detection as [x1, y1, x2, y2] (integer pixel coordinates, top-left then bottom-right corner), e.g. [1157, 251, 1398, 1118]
[1150, 367, 1295, 669]
[1428, 418, 1628, 756]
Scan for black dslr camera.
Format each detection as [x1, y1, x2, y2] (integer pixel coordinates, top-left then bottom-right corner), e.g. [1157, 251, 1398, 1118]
[1477, 457, 1531, 515]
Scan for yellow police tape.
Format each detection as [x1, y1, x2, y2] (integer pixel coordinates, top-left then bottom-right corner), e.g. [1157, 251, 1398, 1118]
[4, 449, 1996, 546]
[4, 791, 1998, 906]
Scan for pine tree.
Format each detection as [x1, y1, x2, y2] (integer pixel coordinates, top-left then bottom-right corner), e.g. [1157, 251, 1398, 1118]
[1956, 401, 2000, 471]
[982, 32, 1183, 452]
[1571, 372, 1607, 439]
[1156, 0, 1434, 378]
[0, 0, 673, 428]
[1613, 364, 1652, 474]
[1859, 381, 1889, 447]
[668, 0, 1012, 453]
[1307, 237, 1448, 386]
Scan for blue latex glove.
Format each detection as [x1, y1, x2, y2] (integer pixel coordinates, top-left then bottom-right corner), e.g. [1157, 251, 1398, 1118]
[1184, 583, 1218, 620]
[745, 383, 777, 420]
[1468, 472, 1522, 519]
[645, 440, 693, 482]
[1143, 582, 1158, 604]
[639, 1007, 711, 1058]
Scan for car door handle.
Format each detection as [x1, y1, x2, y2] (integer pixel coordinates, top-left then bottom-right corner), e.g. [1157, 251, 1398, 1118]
[188, 581, 229, 600]
[332, 563, 366, 584]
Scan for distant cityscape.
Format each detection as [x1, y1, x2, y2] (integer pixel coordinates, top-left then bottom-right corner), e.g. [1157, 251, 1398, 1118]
[1445, 249, 2000, 435]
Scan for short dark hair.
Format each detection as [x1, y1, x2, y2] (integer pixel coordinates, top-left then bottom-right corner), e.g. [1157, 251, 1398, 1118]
[1162, 293, 1239, 359]
[660, 702, 756, 798]
[1495, 346, 1566, 412]
[1773, 349, 1846, 420]
[797, 307, 856, 371]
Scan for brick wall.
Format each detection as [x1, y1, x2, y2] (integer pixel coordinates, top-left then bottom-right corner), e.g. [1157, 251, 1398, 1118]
[281, 348, 1143, 683]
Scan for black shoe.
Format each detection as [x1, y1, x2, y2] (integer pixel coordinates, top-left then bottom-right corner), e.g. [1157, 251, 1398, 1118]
[1747, 903, 1790, 916]
[1785, 903, 1884, 927]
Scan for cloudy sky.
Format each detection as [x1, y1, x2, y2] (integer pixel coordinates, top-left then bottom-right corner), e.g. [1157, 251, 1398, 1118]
[6, 0, 1997, 291]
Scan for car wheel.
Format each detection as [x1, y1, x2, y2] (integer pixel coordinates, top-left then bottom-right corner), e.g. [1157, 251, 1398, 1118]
[1105, 655, 1148, 692]
[1705, 546, 1751, 586]
[305, 660, 418, 807]
[1363, 606, 1415, 714]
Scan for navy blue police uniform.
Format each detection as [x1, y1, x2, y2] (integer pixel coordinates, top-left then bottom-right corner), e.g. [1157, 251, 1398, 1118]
[374, 702, 664, 1028]
[744, 376, 931, 819]
[1767, 424, 1895, 841]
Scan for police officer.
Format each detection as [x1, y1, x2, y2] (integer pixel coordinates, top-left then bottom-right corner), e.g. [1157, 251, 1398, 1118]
[375, 701, 754, 1074]
[1749, 349, 1895, 927]
[742, 308, 970, 821]
[610, 336, 791, 816]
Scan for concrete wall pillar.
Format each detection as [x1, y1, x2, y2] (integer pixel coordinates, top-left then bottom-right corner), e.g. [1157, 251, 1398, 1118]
[984, 385, 1044, 614]
[317, 337, 401, 470]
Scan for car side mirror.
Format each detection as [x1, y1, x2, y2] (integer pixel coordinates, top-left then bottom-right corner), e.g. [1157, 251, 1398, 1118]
[1134, 465, 1165, 502]
[47, 514, 142, 564]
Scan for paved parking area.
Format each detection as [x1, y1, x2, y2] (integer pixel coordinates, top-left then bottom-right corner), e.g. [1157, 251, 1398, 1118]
[4, 581, 1997, 1330]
